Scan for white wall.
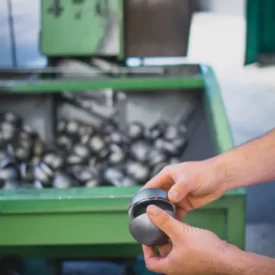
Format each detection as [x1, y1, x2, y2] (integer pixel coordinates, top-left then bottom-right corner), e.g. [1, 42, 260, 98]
[196, 0, 245, 17]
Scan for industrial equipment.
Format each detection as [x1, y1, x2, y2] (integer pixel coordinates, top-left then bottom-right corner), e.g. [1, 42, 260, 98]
[0, 1, 245, 274]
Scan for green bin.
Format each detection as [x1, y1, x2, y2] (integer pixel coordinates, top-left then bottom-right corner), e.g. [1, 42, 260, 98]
[0, 64, 245, 274]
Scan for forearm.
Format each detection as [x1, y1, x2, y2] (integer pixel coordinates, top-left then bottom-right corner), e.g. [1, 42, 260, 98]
[222, 246, 275, 275]
[217, 128, 275, 190]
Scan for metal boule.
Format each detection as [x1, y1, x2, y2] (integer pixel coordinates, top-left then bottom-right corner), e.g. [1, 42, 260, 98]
[147, 148, 168, 167]
[160, 138, 188, 157]
[18, 132, 33, 146]
[163, 141, 178, 155]
[80, 134, 91, 145]
[164, 125, 180, 141]
[1, 112, 22, 127]
[20, 163, 34, 183]
[0, 156, 16, 170]
[0, 166, 19, 181]
[173, 137, 188, 150]
[33, 180, 44, 189]
[89, 135, 106, 154]
[53, 172, 75, 189]
[101, 120, 118, 135]
[121, 176, 138, 187]
[66, 120, 79, 135]
[66, 154, 85, 166]
[33, 139, 44, 157]
[154, 138, 167, 151]
[19, 138, 33, 151]
[72, 143, 90, 160]
[104, 167, 124, 187]
[109, 144, 125, 165]
[56, 135, 72, 151]
[109, 131, 129, 145]
[31, 156, 41, 165]
[1, 121, 16, 141]
[14, 145, 31, 162]
[126, 161, 150, 183]
[74, 166, 98, 184]
[130, 140, 150, 163]
[0, 149, 10, 162]
[20, 125, 37, 141]
[98, 148, 109, 159]
[128, 121, 145, 140]
[146, 121, 167, 140]
[79, 124, 96, 137]
[33, 162, 53, 187]
[85, 178, 101, 188]
[43, 152, 65, 171]
[57, 119, 67, 133]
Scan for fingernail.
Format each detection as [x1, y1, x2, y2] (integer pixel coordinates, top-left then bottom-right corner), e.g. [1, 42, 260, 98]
[169, 190, 180, 201]
[147, 205, 159, 216]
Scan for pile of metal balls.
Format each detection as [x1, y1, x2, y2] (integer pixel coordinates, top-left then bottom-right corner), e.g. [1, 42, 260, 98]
[0, 112, 188, 189]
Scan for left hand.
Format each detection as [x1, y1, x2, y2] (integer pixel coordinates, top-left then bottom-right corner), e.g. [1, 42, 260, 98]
[143, 205, 239, 275]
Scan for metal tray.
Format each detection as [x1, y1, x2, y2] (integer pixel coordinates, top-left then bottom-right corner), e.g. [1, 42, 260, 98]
[0, 64, 245, 260]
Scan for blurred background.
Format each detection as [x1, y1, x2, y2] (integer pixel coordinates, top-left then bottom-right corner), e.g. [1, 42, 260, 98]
[0, 0, 275, 274]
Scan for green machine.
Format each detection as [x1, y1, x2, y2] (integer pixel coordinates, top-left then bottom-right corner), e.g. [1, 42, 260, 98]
[245, 0, 275, 65]
[40, 0, 193, 60]
[0, 1, 245, 274]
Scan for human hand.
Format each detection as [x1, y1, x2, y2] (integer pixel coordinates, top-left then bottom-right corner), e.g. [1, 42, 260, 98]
[142, 157, 227, 219]
[143, 205, 237, 275]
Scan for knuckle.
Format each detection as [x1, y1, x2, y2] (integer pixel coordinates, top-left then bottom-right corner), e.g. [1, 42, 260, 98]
[161, 165, 170, 174]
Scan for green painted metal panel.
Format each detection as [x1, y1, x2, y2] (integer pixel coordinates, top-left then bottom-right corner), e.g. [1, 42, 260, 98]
[245, 0, 260, 65]
[245, 0, 275, 65]
[0, 75, 204, 93]
[40, 0, 122, 57]
[0, 65, 245, 263]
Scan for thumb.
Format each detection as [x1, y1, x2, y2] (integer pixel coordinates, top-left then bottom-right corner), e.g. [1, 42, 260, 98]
[146, 205, 182, 241]
[168, 175, 191, 203]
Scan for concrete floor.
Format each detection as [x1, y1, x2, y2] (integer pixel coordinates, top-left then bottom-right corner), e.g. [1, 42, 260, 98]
[0, 1, 275, 258]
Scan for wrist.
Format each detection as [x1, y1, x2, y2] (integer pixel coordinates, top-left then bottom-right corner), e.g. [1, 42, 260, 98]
[210, 154, 234, 193]
[213, 149, 245, 192]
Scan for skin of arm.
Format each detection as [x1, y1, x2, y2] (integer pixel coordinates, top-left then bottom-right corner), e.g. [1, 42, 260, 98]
[143, 129, 275, 274]
[143, 205, 275, 275]
[223, 246, 275, 275]
[218, 128, 275, 274]
[217, 128, 275, 191]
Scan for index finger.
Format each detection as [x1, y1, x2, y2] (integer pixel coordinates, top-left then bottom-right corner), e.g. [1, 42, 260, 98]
[141, 166, 174, 191]
[142, 245, 167, 272]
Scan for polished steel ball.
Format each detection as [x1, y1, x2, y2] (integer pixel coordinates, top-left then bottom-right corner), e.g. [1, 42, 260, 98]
[128, 188, 176, 246]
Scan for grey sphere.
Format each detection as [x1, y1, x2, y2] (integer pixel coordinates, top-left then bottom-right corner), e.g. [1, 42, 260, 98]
[128, 188, 175, 246]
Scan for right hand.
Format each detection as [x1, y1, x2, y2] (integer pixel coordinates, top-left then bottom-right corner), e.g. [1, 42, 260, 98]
[142, 157, 228, 219]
